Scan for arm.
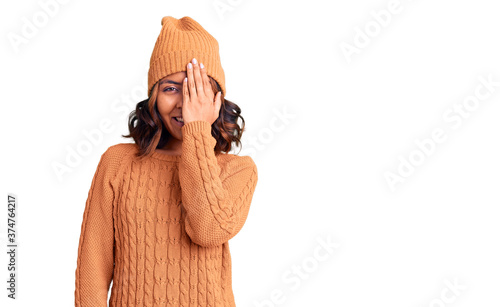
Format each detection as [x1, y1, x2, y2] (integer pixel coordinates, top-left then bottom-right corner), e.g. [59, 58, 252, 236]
[75, 146, 120, 306]
[179, 120, 259, 247]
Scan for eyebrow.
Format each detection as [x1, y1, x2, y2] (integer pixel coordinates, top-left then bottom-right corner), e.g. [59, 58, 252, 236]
[159, 79, 183, 86]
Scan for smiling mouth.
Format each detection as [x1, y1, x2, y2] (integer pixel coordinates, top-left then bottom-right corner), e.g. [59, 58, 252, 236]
[172, 117, 185, 127]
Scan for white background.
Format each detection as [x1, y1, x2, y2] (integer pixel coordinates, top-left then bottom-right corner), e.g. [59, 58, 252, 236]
[1, 0, 500, 306]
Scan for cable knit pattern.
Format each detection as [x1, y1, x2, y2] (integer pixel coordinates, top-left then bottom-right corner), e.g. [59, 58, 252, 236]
[74, 120, 258, 307]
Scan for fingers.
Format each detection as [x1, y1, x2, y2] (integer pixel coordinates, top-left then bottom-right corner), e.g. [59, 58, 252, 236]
[199, 62, 214, 101]
[183, 77, 189, 104]
[191, 58, 204, 99]
[187, 61, 197, 98]
[186, 58, 218, 109]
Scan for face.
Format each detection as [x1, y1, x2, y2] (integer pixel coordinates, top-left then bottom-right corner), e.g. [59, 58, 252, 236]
[156, 71, 187, 143]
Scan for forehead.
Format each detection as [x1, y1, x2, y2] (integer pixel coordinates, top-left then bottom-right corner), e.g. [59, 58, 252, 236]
[159, 70, 214, 86]
[161, 71, 186, 81]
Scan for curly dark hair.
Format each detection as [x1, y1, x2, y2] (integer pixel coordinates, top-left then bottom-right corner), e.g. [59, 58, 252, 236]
[122, 76, 246, 160]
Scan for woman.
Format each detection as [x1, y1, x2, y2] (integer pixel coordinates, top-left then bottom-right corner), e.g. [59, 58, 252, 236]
[74, 16, 258, 307]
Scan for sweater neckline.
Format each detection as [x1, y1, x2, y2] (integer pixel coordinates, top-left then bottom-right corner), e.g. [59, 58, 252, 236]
[150, 150, 182, 161]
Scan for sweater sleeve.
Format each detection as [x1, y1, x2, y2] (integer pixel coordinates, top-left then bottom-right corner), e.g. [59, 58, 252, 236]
[179, 120, 258, 247]
[74, 146, 121, 306]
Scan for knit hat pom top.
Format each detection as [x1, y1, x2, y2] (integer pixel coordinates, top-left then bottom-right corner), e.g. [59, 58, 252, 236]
[148, 16, 226, 98]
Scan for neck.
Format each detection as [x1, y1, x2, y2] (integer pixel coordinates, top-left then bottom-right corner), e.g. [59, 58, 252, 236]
[159, 138, 182, 154]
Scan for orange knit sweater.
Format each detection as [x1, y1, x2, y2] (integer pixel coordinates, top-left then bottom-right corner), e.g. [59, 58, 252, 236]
[74, 120, 258, 307]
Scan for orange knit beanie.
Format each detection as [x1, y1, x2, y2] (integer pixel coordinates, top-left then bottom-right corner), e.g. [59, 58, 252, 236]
[148, 16, 226, 98]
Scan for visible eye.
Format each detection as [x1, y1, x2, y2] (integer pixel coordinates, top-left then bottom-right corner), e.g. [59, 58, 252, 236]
[163, 87, 178, 92]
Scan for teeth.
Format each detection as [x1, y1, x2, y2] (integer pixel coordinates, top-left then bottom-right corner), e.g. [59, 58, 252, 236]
[176, 117, 184, 123]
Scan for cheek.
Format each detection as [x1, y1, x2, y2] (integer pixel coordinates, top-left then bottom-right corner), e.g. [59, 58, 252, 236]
[156, 94, 175, 115]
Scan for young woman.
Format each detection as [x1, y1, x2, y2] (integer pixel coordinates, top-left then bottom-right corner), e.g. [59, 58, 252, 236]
[74, 16, 258, 307]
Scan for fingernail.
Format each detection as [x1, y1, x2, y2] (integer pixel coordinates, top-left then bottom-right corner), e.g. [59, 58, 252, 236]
[192, 58, 198, 64]
[188, 63, 192, 69]
[200, 62, 204, 69]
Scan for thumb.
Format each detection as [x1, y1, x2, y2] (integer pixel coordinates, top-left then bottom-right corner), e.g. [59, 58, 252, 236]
[215, 91, 222, 109]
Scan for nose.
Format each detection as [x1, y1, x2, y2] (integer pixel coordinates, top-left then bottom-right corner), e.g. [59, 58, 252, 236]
[175, 96, 183, 108]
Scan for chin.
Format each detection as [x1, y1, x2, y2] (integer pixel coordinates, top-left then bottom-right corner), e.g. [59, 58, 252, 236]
[168, 127, 183, 140]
